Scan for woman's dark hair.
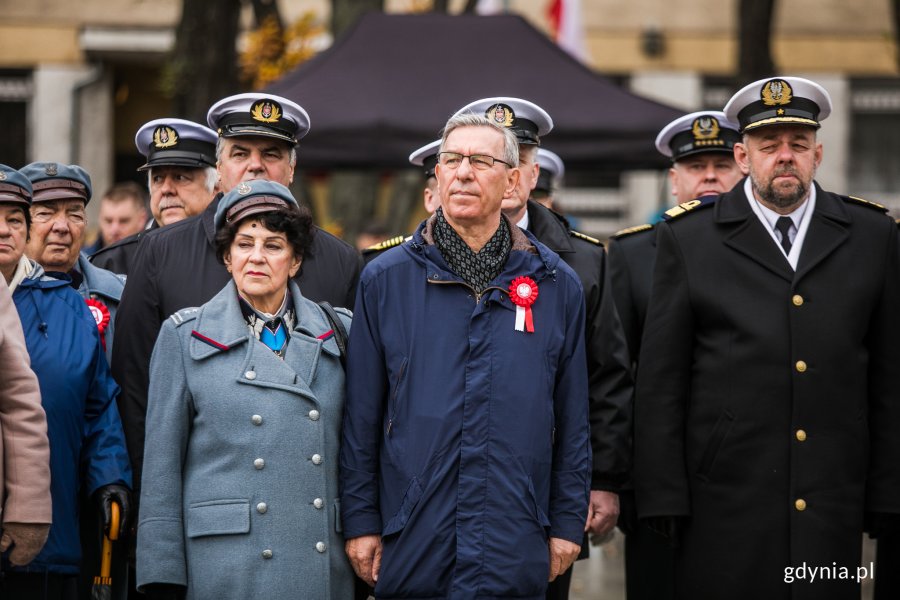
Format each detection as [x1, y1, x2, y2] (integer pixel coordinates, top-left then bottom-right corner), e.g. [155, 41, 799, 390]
[214, 205, 315, 275]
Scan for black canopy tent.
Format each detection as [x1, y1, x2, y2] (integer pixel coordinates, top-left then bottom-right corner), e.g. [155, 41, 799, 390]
[266, 12, 683, 171]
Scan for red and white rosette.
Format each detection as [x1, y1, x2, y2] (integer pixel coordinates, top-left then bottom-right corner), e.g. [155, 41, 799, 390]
[85, 298, 111, 351]
[509, 276, 538, 333]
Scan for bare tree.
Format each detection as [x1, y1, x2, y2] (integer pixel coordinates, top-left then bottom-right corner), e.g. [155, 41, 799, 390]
[737, 0, 776, 85]
[165, 0, 242, 122]
[462, 0, 479, 12]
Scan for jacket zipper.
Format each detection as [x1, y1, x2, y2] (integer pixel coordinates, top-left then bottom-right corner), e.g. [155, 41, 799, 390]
[427, 278, 509, 304]
[386, 357, 409, 437]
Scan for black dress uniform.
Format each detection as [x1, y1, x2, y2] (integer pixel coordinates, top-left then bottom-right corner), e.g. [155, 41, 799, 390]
[634, 181, 900, 599]
[526, 200, 632, 491]
[89, 223, 158, 276]
[607, 223, 679, 600]
[525, 200, 633, 600]
[111, 193, 361, 494]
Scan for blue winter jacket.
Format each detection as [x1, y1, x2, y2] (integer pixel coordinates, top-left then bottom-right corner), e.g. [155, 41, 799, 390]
[9, 261, 132, 575]
[340, 216, 591, 599]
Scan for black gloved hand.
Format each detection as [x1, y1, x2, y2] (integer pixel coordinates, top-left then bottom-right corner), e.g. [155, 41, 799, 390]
[141, 583, 187, 600]
[93, 483, 131, 537]
[643, 515, 685, 548]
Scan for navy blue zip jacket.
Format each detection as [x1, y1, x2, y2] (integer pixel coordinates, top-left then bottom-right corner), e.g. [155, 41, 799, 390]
[340, 216, 590, 599]
[9, 262, 131, 575]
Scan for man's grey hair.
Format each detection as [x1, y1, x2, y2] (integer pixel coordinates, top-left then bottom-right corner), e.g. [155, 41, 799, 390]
[147, 166, 218, 193]
[440, 113, 519, 168]
[214, 137, 298, 167]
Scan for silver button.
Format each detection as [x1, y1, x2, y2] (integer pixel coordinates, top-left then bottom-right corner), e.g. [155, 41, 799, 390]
[245, 370, 257, 380]
[308, 409, 320, 421]
[313, 497, 324, 509]
[256, 502, 267, 514]
[251, 414, 263, 425]
[315, 541, 326, 553]
[311, 454, 322, 465]
[254, 458, 265, 470]
[262, 549, 273, 559]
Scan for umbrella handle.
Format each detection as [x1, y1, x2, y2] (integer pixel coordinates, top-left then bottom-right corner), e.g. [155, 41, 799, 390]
[100, 501, 121, 578]
[109, 501, 121, 541]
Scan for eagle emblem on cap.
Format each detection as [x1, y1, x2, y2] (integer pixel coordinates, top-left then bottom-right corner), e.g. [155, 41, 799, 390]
[237, 182, 252, 195]
[153, 126, 179, 149]
[692, 116, 721, 141]
[45, 164, 58, 176]
[486, 104, 515, 128]
[0, 171, 6, 181]
[761, 79, 793, 106]
[251, 100, 282, 124]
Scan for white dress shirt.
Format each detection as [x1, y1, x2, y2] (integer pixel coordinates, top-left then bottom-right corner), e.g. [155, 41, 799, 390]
[743, 178, 816, 271]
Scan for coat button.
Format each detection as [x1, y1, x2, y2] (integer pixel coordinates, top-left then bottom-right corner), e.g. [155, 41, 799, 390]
[251, 414, 263, 425]
[262, 549, 273, 559]
[796, 429, 807, 442]
[308, 409, 320, 421]
[257, 502, 268, 514]
[315, 541, 326, 553]
[792, 294, 804, 306]
[795, 360, 807, 373]
[311, 454, 322, 465]
[795, 498, 807, 511]
[245, 370, 257, 380]
[313, 497, 324, 509]
[254, 458, 265, 470]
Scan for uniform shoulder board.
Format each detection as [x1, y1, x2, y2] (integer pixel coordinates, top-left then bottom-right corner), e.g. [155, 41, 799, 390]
[611, 223, 653, 239]
[169, 306, 200, 326]
[895, 218, 900, 227]
[846, 195, 887, 213]
[663, 196, 716, 221]
[569, 230, 602, 246]
[362, 235, 408, 254]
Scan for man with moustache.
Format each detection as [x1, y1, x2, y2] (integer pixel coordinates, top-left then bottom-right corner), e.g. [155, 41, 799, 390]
[91, 119, 218, 276]
[607, 110, 742, 600]
[634, 77, 900, 599]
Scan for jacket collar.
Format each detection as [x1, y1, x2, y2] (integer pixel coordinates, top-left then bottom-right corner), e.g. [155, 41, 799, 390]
[201, 192, 223, 248]
[75, 254, 124, 302]
[189, 279, 341, 360]
[714, 179, 850, 283]
[525, 200, 575, 255]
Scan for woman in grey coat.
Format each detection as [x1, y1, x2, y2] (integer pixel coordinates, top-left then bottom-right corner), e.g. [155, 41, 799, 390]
[136, 181, 353, 600]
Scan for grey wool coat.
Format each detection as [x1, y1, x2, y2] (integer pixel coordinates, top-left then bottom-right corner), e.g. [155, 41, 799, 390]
[136, 280, 354, 600]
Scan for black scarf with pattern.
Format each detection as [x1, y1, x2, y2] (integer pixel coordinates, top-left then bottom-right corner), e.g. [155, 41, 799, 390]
[432, 206, 511, 293]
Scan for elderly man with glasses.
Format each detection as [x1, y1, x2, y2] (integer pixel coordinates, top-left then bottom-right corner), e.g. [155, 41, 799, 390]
[340, 112, 591, 599]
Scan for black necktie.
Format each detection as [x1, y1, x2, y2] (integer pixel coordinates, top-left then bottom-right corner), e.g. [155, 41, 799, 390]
[775, 216, 793, 254]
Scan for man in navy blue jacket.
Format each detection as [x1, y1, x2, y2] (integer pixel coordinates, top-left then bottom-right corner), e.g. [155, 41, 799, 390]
[341, 113, 591, 599]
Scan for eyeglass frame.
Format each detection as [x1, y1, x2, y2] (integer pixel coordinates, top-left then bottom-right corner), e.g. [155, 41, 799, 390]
[436, 151, 514, 171]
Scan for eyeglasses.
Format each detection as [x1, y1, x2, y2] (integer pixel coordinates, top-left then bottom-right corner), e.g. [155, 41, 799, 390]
[437, 152, 513, 171]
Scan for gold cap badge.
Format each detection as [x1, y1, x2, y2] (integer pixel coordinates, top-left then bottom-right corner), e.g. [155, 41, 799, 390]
[153, 126, 179, 149]
[761, 79, 793, 106]
[250, 100, 282, 124]
[485, 103, 515, 128]
[692, 116, 721, 141]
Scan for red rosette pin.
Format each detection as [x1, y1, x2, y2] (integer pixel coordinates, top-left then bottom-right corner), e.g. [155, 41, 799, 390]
[509, 276, 539, 333]
[85, 298, 111, 351]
